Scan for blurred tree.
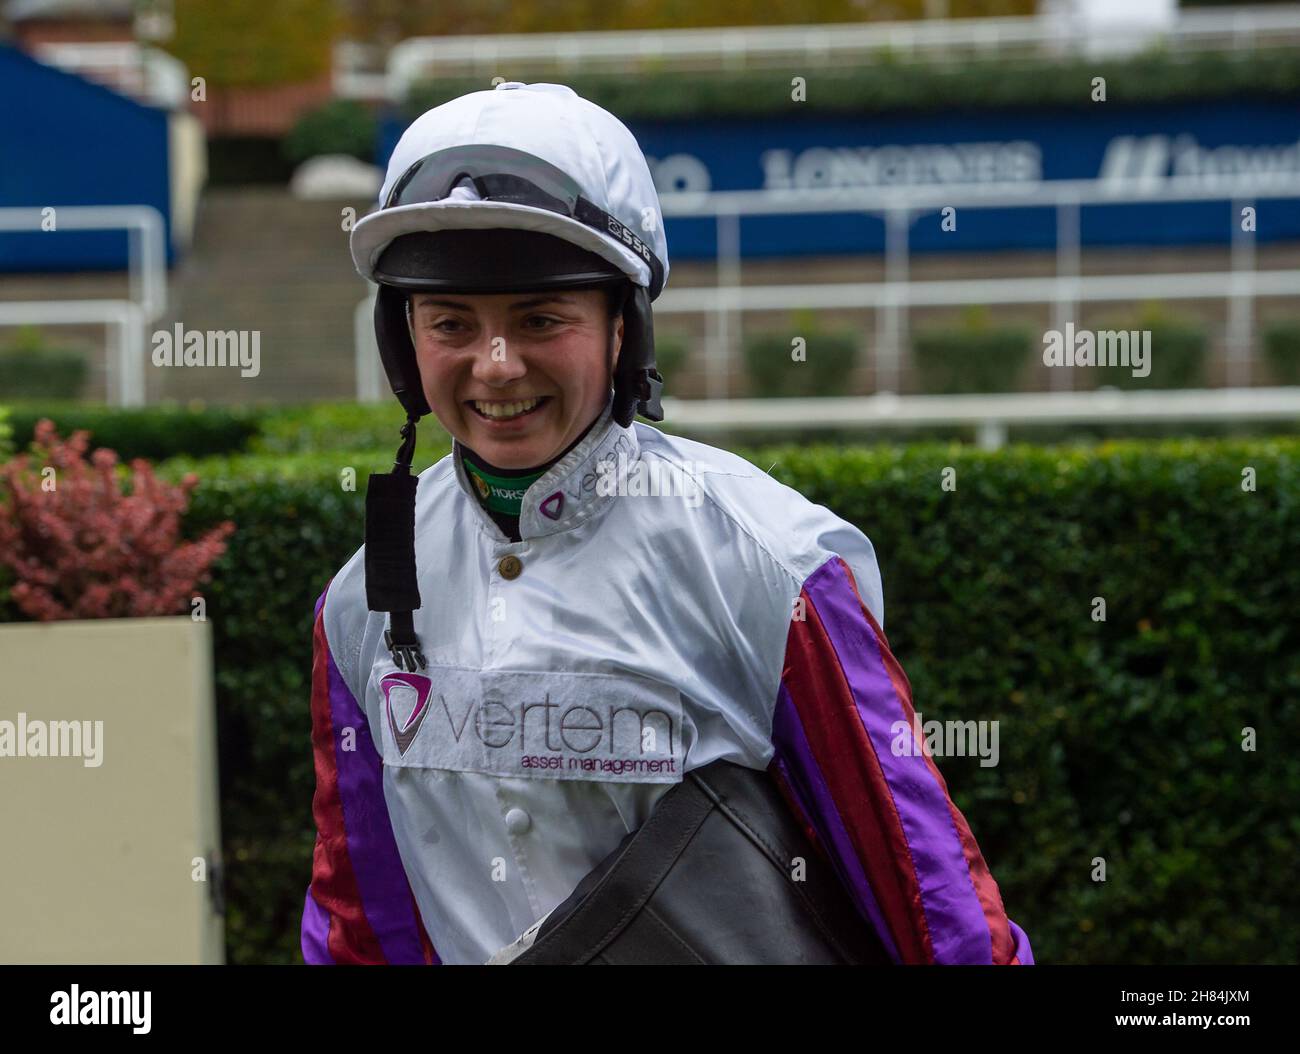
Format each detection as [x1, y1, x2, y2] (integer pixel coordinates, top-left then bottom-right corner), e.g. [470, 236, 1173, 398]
[338, 0, 1034, 42]
[170, 0, 343, 87]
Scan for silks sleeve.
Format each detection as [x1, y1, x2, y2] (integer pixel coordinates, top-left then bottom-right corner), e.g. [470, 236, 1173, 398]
[768, 555, 1034, 965]
[301, 581, 439, 964]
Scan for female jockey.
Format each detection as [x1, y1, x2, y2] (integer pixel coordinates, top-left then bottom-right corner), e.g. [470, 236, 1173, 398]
[302, 81, 1033, 966]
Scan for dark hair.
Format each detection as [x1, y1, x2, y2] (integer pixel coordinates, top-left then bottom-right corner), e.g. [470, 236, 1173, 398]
[605, 281, 627, 321]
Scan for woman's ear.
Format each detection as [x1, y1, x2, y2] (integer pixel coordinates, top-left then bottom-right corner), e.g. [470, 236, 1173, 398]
[612, 312, 624, 370]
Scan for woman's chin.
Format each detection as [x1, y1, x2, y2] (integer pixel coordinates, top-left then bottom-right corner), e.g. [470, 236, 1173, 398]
[464, 426, 559, 469]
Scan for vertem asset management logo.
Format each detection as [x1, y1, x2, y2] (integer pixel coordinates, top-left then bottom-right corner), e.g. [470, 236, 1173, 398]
[382, 671, 433, 756]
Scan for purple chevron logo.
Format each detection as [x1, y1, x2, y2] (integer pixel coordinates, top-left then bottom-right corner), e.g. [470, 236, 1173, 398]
[539, 490, 564, 520]
[382, 671, 433, 756]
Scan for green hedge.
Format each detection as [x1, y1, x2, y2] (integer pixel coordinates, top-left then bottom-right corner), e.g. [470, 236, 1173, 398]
[149, 439, 1300, 962]
[3, 403, 263, 462]
[282, 99, 379, 166]
[1092, 310, 1209, 390]
[1262, 321, 1300, 385]
[406, 48, 1300, 120]
[744, 317, 859, 397]
[0, 327, 88, 400]
[248, 401, 448, 456]
[912, 316, 1034, 394]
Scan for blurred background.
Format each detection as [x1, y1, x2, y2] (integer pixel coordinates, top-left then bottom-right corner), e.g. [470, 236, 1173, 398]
[0, 0, 1296, 966]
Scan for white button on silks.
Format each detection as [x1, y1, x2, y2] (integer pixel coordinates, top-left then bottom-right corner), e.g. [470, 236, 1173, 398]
[504, 808, 532, 835]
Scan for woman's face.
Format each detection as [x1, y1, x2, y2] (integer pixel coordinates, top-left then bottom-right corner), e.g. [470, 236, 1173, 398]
[408, 288, 622, 469]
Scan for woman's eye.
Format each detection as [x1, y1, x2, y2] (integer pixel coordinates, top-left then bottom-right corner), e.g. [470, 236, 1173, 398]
[426, 319, 464, 334]
[525, 315, 561, 330]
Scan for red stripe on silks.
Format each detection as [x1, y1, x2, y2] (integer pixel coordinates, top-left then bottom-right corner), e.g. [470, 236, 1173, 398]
[837, 558, 1017, 966]
[783, 589, 935, 964]
[309, 605, 388, 964]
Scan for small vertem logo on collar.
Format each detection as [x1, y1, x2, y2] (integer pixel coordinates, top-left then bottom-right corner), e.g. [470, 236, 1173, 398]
[382, 671, 433, 756]
[539, 491, 564, 520]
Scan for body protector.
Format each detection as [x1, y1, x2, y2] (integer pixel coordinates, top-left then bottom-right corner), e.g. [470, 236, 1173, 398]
[501, 759, 893, 965]
[349, 82, 670, 672]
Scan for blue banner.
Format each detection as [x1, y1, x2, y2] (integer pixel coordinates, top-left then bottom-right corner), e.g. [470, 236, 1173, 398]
[379, 100, 1300, 261]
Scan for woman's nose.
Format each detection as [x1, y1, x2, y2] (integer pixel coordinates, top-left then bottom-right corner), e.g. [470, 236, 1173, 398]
[469, 332, 528, 384]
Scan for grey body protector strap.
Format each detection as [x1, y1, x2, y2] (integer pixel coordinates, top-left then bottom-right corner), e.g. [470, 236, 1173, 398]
[495, 760, 894, 965]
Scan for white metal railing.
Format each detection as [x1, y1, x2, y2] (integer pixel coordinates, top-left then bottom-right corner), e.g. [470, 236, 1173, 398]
[0, 206, 168, 407]
[368, 7, 1300, 100]
[651, 174, 1300, 397]
[658, 387, 1300, 450]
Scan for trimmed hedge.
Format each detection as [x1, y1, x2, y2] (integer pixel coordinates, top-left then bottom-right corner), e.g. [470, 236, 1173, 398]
[1092, 310, 1209, 391]
[248, 402, 449, 456]
[1262, 321, 1300, 385]
[137, 438, 1300, 963]
[4, 403, 263, 462]
[744, 317, 860, 397]
[405, 48, 1300, 120]
[283, 99, 380, 166]
[0, 326, 88, 400]
[912, 316, 1034, 394]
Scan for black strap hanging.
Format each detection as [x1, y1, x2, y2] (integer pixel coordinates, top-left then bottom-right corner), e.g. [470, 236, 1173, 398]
[365, 414, 426, 672]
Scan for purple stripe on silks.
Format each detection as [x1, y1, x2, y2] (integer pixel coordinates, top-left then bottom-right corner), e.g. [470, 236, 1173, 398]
[804, 556, 992, 965]
[314, 584, 329, 621]
[325, 645, 428, 965]
[1008, 918, 1035, 965]
[301, 887, 335, 964]
[772, 683, 902, 964]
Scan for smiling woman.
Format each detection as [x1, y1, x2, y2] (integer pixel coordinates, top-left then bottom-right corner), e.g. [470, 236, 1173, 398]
[303, 82, 1032, 968]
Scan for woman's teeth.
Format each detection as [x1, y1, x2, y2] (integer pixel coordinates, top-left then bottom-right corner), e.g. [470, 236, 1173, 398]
[473, 396, 543, 420]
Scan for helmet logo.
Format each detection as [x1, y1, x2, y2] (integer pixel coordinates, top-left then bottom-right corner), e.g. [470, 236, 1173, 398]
[539, 491, 564, 520]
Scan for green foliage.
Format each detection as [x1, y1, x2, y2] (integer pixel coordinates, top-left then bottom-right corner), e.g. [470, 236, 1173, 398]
[406, 48, 1300, 119]
[89, 436, 1300, 965]
[1262, 320, 1300, 385]
[744, 312, 859, 397]
[170, 0, 340, 88]
[912, 308, 1034, 394]
[343, 1, 1034, 42]
[0, 327, 88, 400]
[3, 403, 262, 462]
[282, 99, 379, 165]
[248, 401, 451, 456]
[652, 333, 690, 393]
[0, 405, 10, 460]
[1093, 304, 1208, 390]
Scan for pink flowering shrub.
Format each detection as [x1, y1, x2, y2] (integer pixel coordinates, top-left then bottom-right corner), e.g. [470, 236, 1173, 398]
[0, 419, 235, 621]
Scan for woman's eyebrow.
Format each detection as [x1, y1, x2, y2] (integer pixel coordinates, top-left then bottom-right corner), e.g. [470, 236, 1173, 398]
[412, 295, 578, 311]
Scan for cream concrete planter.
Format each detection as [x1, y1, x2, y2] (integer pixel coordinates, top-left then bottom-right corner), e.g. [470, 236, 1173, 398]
[0, 616, 224, 964]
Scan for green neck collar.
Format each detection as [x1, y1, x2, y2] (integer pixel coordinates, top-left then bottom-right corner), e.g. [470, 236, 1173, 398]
[462, 459, 547, 516]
